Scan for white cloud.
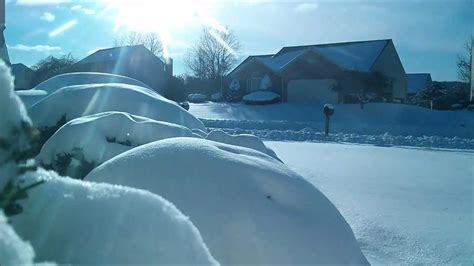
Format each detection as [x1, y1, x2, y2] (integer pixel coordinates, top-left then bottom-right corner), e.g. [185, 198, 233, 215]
[40, 12, 55, 22]
[71, 4, 96, 15]
[9, 44, 61, 52]
[294, 3, 319, 13]
[49, 19, 78, 37]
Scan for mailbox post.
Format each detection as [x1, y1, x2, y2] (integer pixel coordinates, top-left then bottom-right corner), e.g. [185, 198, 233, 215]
[323, 104, 334, 136]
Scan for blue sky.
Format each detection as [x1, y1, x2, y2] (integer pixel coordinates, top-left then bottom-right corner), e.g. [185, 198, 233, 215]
[5, 0, 473, 81]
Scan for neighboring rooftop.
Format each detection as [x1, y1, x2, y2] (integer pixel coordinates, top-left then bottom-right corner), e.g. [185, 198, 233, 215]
[77, 45, 152, 64]
[232, 39, 391, 75]
[407, 73, 432, 94]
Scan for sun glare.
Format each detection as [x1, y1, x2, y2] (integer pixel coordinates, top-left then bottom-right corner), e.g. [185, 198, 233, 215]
[102, 0, 223, 59]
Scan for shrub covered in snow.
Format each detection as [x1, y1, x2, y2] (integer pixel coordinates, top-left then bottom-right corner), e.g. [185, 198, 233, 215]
[206, 130, 280, 160]
[11, 169, 218, 264]
[86, 137, 369, 265]
[211, 92, 224, 102]
[33, 72, 152, 94]
[243, 91, 281, 105]
[28, 83, 205, 144]
[188, 93, 207, 103]
[37, 112, 197, 179]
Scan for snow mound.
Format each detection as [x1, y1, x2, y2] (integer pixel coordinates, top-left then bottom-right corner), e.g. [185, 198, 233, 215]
[206, 129, 280, 160]
[86, 137, 368, 265]
[37, 112, 197, 179]
[29, 83, 206, 132]
[0, 211, 35, 265]
[33, 72, 152, 94]
[243, 91, 280, 105]
[11, 169, 219, 265]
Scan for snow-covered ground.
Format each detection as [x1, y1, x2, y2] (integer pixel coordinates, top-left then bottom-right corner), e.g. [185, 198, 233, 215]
[267, 141, 473, 265]
[189, 102, 474, 149]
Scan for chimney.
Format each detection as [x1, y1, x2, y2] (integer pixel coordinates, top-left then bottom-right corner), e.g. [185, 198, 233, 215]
[165, 58, 173, 77]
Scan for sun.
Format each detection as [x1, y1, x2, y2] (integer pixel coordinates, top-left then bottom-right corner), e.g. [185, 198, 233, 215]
[102, 0, 222, 59]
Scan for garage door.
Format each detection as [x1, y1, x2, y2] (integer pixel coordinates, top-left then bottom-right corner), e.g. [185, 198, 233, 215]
[287, 79, 338, 103]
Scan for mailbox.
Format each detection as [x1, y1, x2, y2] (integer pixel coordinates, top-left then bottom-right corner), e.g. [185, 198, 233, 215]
[323, 104, 335, 136]
[323, 104, 335, 116]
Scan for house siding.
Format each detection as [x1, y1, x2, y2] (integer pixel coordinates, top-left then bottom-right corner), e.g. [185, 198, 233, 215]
[371, 41, 407, 101]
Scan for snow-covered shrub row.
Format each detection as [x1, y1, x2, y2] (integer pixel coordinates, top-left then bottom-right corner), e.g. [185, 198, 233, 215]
[188, 93, 207, 103]
[37, 112, 197, 179]
[206, 130, 280, 161]
[10, 169, 219, 264]
[86, 137, 369, 265]
[28, 83, 205, 145]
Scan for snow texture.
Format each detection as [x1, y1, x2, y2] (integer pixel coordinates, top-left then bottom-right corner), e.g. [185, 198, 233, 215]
[243, 91, 280, 103]
[0, 61, 30, 138]
[86, 137, 369, 265]
[37, 111, 197, 169]
[11, 169, 219, 265]
[206, 130, 280, 160]
[0, 211, 35, 265]
[268, 141, 473, 265]
[29, 83, 205, 131]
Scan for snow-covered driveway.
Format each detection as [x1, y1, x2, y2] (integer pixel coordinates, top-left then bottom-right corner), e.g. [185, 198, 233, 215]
[266, 141, 473, 265]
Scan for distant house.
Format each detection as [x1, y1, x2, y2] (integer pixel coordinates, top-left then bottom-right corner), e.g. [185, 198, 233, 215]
[74, 45, 172, 93]
[228, 39, 407, 103]
[407, 73, 432, 96]
[12, 63, 34, 90]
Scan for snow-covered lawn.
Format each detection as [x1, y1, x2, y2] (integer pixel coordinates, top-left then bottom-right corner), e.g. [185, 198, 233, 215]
[267, 141, 473, 265]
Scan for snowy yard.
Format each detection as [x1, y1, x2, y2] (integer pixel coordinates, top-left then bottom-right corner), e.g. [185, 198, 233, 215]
[267, 141, 473, 265]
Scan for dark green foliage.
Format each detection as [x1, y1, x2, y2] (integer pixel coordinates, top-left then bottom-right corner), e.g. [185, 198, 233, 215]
[0, 179, 44, 217]
[41, 148, 96, 180]
[0, 122, 44, 218]
[31, 54, 77, 87]
[38, 115, 67, 151]
[410, 81, 470, 110]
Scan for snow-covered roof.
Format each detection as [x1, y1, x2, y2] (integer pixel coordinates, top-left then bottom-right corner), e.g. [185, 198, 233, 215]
[77, 45, 152, 64]
[230, 39, 391, 75]
[407, 73, 432, 93]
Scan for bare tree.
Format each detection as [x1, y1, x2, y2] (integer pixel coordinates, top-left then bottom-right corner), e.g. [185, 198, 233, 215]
[185, 27, 240, 80]
[114, 31, 163, 59]
[456, 35, 472, 82]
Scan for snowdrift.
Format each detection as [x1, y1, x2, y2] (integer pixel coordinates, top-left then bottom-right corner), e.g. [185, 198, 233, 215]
[37, 112, 197, 179]
[28, 83, 206, 133]
[11, 169, 218, 265]
[206, 130, 280, 160]
[86, 137, 369, 265]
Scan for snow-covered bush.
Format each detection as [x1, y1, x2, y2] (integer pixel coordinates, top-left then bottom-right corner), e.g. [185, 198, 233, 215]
[188, 93, 207, 103]
[28, 83, 205, 145]
[37, 112, 197, 179]
[206, 130, 280, 161]
[259, 74, 272, 90]
[86, 137, 369, 265]
[243, 91, 280, 105]
[211, 92, 224, 102]
[15, 89, 48, 108]
[11, 169, 219, 264]
[33, 72, 152, 95]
